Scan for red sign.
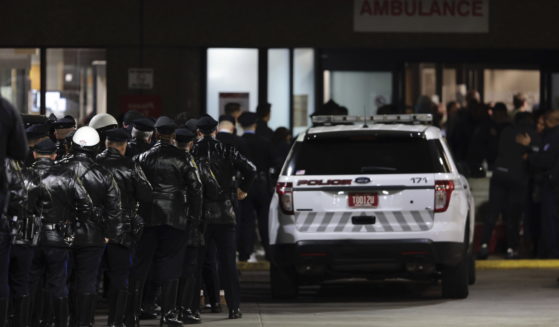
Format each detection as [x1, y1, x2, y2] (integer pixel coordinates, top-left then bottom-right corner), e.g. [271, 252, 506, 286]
[120, 95, 162, 118]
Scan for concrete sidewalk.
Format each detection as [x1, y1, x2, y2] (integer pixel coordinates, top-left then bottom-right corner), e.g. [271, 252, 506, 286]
[94, 268, 559, 326]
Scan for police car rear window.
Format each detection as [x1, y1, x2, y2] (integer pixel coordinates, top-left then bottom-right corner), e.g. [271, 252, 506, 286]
[283, 133, 450, 176]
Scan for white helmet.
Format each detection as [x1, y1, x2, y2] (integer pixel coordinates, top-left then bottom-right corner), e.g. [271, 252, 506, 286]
[73, 126, 100, 147]
[89, 113, 118, 130]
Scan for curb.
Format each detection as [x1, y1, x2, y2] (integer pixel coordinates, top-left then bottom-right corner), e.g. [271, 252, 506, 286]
[238, 260, 559, 271]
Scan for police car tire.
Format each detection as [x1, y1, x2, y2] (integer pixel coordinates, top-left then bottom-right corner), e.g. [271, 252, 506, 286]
[468, 252, 476, 285]
[441, 254, 469, 299]
[270, 264, 298, 299]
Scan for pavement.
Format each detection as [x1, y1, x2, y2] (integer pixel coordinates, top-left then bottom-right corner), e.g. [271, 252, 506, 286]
[94, 266, 559, 326]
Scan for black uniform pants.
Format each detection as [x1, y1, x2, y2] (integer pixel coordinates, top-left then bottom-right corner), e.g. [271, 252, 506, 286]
[31, 247, 69, 298]
[481, 177, 526, 250]
[540, 185, 559, 258]
[71, 246, 105, 294]
[0, 231, 10, 299]
[203, 224, 240, 310]
[9, 245, 34, 297]
[181, 246, 204, 309]
[130, 225, 187, 285]
[238, 179, 271, 261]
[105, 243, 131, 292]
[202, 241, 219, 305]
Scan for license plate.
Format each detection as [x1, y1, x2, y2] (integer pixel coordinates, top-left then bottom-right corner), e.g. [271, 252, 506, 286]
[348, 193, 378, 208]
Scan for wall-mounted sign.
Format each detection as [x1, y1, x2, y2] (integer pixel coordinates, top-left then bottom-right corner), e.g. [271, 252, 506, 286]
[120, 95, 161, 117]
[128, 68, 154, 90]
[354, 0, 489, 33]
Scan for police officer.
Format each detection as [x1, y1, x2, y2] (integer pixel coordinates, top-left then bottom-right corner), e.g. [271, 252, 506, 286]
[173, 127, 205, 323]
[237, 112, 274, 261]
[126, 118, 155, 158]
[5, 157, 41, 326]
[192, 115, 256, 319]
[51, 116, 77, 161]
[24, 124, 49, 167]
[97, 128, 152, 327]
[255, 103, 274, 141]
[29, 139, 94, 327]
[122, 110, 144, 133]
[216, 115, 249, 156]
[89, 113, 119, 153]
[527, 111, 559, 258]
[59, 126, 122, 326]
[130, 116, 202, 326]
[0, 97, 27, 327]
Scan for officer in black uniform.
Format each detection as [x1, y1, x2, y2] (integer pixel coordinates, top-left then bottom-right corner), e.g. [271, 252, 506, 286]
[29, 139, 94, 327]
[0, 97, 28, 327]
[173, 127, 205, 323]
[131, 116, 203, 326]
[97, 128, 152, 327]
[255, 103, 274, 141]
[122, 110, 143, 133]
[238, 112, 274, 261]
[59, 126, 123, 326]
[126, 118, 155, 158]
[51, 117, 77, 160]
[5, 158, 41, 326]
[24, 124, 49, 167]
[192, 115, 256, 319]
[216, 115, 249, 155]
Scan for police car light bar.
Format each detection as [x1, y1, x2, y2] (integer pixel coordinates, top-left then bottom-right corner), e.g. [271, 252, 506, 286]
[311, 114, 433, 125]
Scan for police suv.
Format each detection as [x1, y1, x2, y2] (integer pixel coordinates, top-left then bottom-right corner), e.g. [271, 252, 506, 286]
[268, 114, 475, 299]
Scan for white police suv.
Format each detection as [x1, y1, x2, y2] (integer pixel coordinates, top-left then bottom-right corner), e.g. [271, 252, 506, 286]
[268, 114, 475, 299]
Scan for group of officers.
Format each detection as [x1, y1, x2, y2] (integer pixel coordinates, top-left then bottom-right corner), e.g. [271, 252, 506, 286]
[0, 97, 280, 327]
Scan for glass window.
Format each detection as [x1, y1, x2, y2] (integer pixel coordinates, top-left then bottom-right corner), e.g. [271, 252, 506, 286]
[267, 49, 290, 130]
[0, 48, 41, 114]
[483, 69, 540, 111]
[293, 49, 315, 136]
[329, 71, 393, 115]
[283, 134, 449, 176]
[442, 68, 457, 105]
[207, 48, 258, 119]
[46, 49, 106, 124]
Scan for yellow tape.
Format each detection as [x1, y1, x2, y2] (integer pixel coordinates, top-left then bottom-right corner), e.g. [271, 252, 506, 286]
[476, 260, 559, 269]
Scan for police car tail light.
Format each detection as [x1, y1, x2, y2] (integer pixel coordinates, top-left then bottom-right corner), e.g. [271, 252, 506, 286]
[434, 180, 454, 213]
[276, 182, 294, 215]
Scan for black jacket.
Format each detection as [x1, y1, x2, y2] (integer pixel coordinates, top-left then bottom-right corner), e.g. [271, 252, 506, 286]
[0, 97, 27, 230]
[192, 136, 256, 225]
[136, 140, 202, 231]
[126, 138, 152, 158]
[530, 125, 559, 190]
[241, 133, 274, 174]
[492, 124, 537, 186]
[97, 147, 152, 247]
[255, 120, 274, 141]
[55, 139, 68, 160]
[32, 158, 93, 248]
[60, 150, 122, 247]
[216, 132, 249, 157]
[5, 159, 40, 245]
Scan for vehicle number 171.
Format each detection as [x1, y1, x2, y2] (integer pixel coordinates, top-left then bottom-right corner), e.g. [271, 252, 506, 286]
[410, 177, 428, 184]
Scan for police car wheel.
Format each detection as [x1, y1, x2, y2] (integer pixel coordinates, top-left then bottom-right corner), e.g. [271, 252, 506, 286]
[270, 264, 298, 299]
[441, 254, 470, 299]
[468, 251, 476, 285]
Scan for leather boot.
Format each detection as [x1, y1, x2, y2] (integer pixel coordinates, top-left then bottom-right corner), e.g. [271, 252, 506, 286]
[109, 291, 128, 327]
[177, 277, 200, 324]
[73, 293, 93, 327]
[39, 289, 53, 327]
[159, 280, 182, 327]
[124, 280, 142, 327]
[0, 298, 8, 327]
[13, 295, 31, 327]
[53, 297, 69, 327]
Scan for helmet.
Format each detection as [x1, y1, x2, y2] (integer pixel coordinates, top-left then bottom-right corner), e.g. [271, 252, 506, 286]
[73, 126, 100, 147]
[89, 113, 118, 130]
